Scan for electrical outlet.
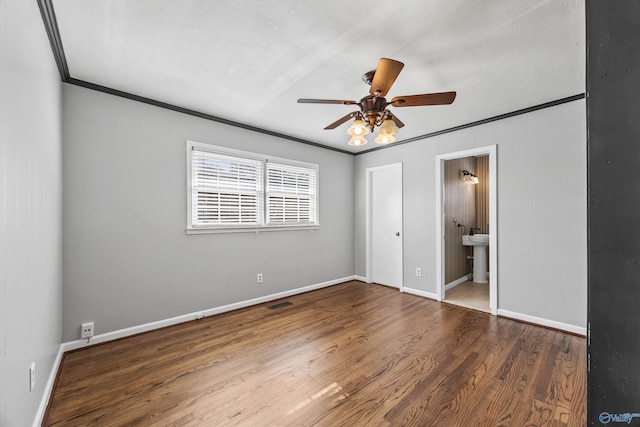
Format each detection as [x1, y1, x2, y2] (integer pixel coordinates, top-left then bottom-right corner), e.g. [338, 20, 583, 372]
[416, 268, 422, 277]
[81, 322, 94, 339]
[257, 273, 263, 283]
[29, 362, 35, 392]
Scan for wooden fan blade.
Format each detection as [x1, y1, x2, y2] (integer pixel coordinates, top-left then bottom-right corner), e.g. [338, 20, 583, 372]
[369, 58, 404, 97]
[298, 98, 358, 105]
[391, 91, 456, 107]
[324, 111, 360, 129]
[388, 113, 405, 128]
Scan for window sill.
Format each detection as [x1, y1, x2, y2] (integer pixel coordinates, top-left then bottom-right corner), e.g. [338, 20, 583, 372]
[186, 224, 320, 235]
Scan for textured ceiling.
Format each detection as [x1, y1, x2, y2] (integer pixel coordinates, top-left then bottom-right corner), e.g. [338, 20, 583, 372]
[51, 0, 585, 153]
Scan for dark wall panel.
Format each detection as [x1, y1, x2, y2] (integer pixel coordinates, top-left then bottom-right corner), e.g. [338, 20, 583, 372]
[587, 0, 640, 424]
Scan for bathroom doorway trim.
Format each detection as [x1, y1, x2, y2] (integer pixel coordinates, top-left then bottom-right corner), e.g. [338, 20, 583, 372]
[435, 145, 497, 315]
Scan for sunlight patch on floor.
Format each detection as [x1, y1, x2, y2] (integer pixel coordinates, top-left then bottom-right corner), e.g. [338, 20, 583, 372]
[286, 382, 343, 415]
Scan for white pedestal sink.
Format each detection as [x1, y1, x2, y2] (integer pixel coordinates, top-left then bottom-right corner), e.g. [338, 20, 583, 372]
[462, 234, 489, 284]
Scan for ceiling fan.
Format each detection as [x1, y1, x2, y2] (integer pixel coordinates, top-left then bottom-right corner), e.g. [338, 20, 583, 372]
[298, 58, 456, 146]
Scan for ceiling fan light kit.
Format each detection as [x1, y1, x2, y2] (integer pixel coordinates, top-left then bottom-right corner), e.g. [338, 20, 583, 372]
[298, 58, 456, 147]
[379, 119, 399, 135]
[347, 119, 370, 136]
[375, 134, 395, 145]
[348, 135, 368, 146]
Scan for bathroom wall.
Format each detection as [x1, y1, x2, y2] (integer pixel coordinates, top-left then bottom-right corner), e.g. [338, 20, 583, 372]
[475, 155, 490, 234]
[444, 157, 476, 283]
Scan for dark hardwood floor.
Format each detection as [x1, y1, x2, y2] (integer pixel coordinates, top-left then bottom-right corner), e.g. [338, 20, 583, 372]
[44, 281, 586, 426]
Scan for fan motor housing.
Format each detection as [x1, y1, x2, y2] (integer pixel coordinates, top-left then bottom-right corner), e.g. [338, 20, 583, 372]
[360, 95, 388, 129]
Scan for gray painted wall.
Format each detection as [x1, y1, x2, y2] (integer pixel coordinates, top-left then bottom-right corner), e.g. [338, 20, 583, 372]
[62, 84, 355, 342]
[0, 0, 63, 425]
[355, 99, 587, 329]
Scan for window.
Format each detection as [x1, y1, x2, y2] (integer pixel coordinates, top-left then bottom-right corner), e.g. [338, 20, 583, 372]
[190, 149, 263, 226]
[266, 162, 317, 225]
[187, 141, 318, 233]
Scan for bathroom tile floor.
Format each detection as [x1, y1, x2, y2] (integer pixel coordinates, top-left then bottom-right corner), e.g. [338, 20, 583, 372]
[444, 280, 490, 313]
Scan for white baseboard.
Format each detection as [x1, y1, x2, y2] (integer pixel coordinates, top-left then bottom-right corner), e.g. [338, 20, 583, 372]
[32, 345, 65, 427]
[445, 274, 472, 291]
[497, 309, 586, 336]
[62, 275, 356, 352]
[402, 287, 438, 301]
[35, 275, 357, 427]
[353, 275, 367, 282]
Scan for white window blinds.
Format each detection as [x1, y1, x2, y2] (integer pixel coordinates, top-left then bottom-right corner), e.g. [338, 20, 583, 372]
[191, 149, 263, 226]
[266, 162, 318, 225]
[188, 142, 319, 232]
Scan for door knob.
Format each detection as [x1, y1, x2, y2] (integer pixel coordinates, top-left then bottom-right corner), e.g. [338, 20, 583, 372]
[396, 232, 400, 236]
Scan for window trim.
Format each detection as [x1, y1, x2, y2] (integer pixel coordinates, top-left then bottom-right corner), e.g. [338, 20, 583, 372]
[187, 141, 320, 234]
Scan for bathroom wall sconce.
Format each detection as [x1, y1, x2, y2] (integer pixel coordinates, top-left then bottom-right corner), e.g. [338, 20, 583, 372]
[462, 170, 479, 184]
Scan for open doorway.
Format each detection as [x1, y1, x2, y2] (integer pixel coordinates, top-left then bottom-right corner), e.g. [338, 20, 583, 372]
[436, 146, 497, 314]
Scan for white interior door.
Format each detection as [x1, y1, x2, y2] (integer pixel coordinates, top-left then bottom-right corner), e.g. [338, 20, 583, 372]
[371, 164, 403, 288]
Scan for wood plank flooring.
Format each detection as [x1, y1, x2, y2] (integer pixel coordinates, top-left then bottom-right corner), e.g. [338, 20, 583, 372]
[44, 281, 586, 426]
